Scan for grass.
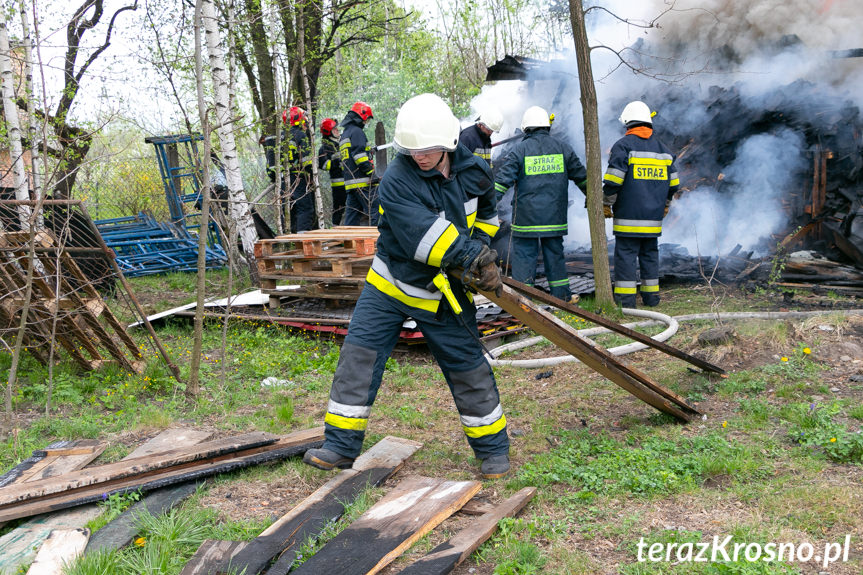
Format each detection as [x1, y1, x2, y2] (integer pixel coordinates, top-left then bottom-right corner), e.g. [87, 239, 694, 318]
[1, 275, 862, 574]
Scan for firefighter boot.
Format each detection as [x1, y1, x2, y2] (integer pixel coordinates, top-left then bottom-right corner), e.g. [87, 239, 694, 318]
[303, 447, 355, 470]
[480, 454, 510, 479]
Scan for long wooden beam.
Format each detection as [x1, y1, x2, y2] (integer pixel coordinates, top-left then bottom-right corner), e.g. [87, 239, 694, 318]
[501, 277, 725, 374]
[479, 284, 702, 422]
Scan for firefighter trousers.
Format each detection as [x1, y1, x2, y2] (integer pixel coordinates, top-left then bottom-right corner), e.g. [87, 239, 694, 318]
[343, 184, 379, 226]
[511, 235, 571, 301]
[321, 283, 509, 460]
[290, 176, 316, 232]
[613, 235, 660, 307]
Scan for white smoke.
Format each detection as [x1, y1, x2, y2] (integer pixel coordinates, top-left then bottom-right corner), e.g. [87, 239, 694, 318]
[469, 0, 863, 256]
[663, 129, 807, 254]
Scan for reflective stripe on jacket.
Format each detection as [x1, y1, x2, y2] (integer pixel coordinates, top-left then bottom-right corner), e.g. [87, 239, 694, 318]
[371, 143, 499, 312]
[458, 124, 492, 166]
[317, 136, 344, 189]
[288, 125, 313, 173]
[339, 111, 373, 191]
[602, 130, 679, 238]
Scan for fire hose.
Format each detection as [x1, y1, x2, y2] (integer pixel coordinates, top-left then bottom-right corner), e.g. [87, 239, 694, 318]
[487, 308, 863, 369]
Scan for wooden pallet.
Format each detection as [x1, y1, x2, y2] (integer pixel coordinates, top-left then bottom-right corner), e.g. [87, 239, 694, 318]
[255, 227, 378, 304]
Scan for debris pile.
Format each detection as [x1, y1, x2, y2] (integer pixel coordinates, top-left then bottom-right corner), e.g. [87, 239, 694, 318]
[0, 432, 536, 575]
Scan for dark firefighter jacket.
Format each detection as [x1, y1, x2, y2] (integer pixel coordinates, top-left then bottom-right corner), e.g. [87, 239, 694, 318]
[602, 128, 680, 238]
[458, 124, 492, 166]
[369, 143, 500, 314]
[339, 111, 374, 192]
[318, 135, 344, 189]
[493, 129, 587, 238]
[288, 125, 313, 176]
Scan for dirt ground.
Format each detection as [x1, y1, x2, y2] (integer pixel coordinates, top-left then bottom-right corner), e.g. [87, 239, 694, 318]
[182, 285, 863, 574]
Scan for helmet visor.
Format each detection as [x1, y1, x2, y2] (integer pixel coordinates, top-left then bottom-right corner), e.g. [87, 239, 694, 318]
[392, 142, 454, 155]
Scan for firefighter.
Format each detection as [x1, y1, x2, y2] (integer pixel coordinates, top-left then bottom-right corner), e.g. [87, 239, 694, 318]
[493, 106, 587, 302]
[318, 118, 345, 226]
[339, 101, 378, 226]
[602, 101, 679, 307]
[459, 107, 503, 167]
[303, 93, 511, 479]
[286, 106, 316, 232]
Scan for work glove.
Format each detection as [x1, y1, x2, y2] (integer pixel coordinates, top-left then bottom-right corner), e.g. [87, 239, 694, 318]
[663, 201, 671, 218]
[465, 244, 502, 297]
[603, 204, 613, 218]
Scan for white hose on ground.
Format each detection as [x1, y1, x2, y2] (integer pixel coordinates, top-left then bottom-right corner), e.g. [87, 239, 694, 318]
[487, 308, 863, 369]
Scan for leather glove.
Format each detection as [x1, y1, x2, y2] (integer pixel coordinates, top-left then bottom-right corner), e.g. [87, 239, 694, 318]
[663, 202, 671, 217]
[466, 245, 502, 296]
[603, 204, 613, 218]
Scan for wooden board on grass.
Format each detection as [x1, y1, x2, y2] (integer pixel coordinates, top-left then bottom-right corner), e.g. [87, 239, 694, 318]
[0, 429, 324, 523]
[25, 528, 89, 575]
[223, 436, 422, 575]
[394, 487, 537, 575]
[0, 432, 277, 507]
[0, 429, 211, 571]
[290, 476, 481, 575]
[179, 540, 248, 575]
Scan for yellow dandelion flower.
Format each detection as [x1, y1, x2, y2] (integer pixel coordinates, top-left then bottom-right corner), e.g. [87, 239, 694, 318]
[721, 421, 727, 428]
[134, 536, 146, 547]
[803, 347, 811, 355]
[830, 437, 837, 443]
[781, 357, 788, 362]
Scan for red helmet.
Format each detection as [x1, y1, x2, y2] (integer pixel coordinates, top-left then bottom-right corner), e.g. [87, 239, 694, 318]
[320, 118, 338, 136]
[351, 101, 373, 122]
[284, 106, 307, 126]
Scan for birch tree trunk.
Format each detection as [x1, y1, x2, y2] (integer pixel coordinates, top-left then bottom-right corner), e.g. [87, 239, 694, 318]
[0, 22, 32, 228]
[296, 3, 325, 228]
[18, 0, 40, 201]
[201, 0, 259, 259]
[568, 0, 614, 309]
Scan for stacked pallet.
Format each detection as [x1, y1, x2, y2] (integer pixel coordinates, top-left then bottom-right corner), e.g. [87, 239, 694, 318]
[255, 226, 379, 307]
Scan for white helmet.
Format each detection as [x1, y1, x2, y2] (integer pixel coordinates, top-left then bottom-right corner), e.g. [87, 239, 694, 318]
[619, 101, 653, 126]
[520, 106, 550, 131]
[393, 93, 461, 154]
[477, 108, 504, 132]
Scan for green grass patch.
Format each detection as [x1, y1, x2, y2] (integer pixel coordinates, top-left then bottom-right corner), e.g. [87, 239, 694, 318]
[511, 430, 770, 497]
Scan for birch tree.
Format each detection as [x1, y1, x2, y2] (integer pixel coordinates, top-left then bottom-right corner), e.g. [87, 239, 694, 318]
[296, 2, 324, 228]
[0, 22, 31, 227]
[201, 0, 259, 259]
[18, 0, 40, 200]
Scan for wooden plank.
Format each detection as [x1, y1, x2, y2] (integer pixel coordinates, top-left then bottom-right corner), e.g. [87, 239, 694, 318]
[0, 430, 210, 571]
[126, 429, 214, 459]
[36, 442, 101, 458]
[85, 481, 202, 554]
[0, 432, 278, 507]
[481, 283, 701, 422]
[456, 497, 496, 516]
[0, 430, 324, 523]
[290, 476, 481, 575]
[0, 507, 102, 571]
[394, 487, 537, 575]
[25, 528, 89, 575]
[501, 276, 725, 375]
[223, 436, 422, 575]
[180, 540, 249, 575]
[19, 441, 107, 484]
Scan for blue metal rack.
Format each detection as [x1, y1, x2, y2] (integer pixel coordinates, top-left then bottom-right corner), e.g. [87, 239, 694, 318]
[95, 134, 227, 277]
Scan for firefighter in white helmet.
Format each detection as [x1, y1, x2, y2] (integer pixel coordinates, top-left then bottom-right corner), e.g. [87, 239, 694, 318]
[494, 105, 587, 302]
[459, 106, 504, 167]
[304, 93, 511, 480]
[602, 101, 680, 307]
